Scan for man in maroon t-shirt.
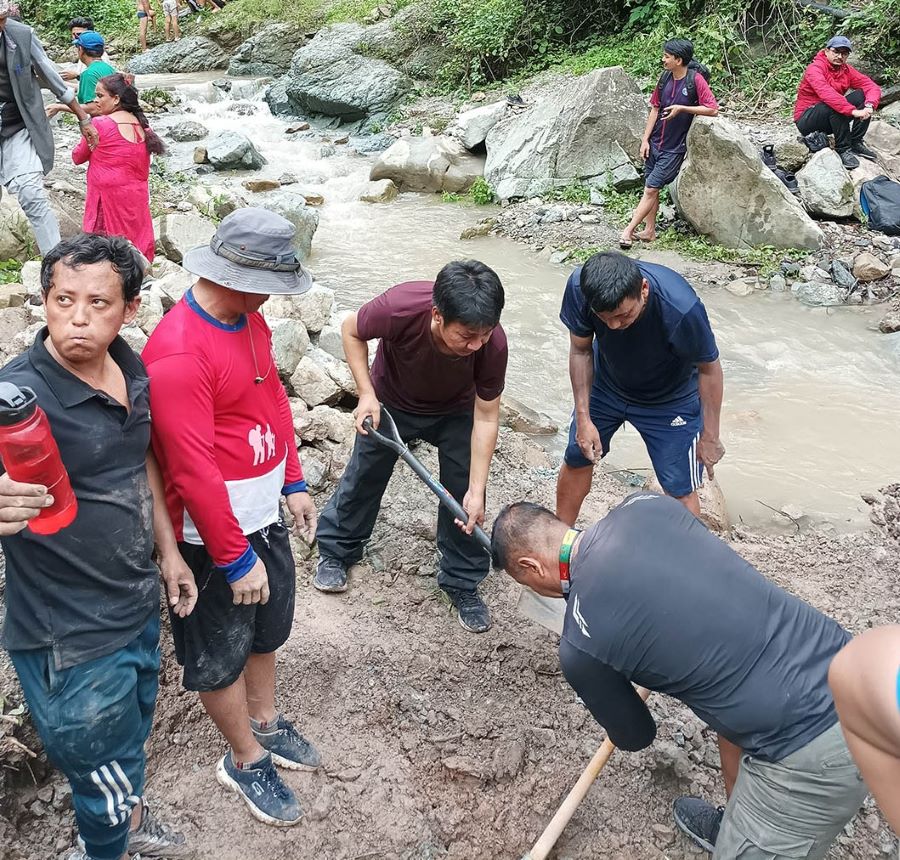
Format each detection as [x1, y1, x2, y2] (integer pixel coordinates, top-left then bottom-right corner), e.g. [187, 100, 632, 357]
[314, 261, 508, 633]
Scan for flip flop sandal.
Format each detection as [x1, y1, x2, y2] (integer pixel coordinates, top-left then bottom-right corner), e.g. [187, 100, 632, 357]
[619, 239, 633, 250]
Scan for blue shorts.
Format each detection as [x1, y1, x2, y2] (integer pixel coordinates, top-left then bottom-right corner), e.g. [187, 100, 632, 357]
[564, 383, 704, 498]
[10, 615, 160, 860]
[645, 146, 685, 189]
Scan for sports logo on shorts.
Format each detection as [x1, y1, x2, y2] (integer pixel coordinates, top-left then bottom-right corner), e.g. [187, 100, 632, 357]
[670, 416, 687, 427]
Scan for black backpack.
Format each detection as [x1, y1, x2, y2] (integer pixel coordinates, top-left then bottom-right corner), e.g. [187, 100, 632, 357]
[655, 60, 711, 107]
[860, 176, 900, 235]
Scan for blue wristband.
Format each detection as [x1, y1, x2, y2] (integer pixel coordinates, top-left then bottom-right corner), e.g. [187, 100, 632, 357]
[219, 544, 258, 583]
[283, 480, 308, 495]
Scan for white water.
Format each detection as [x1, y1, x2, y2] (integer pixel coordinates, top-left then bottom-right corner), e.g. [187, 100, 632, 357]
[141, 73, 900, 529]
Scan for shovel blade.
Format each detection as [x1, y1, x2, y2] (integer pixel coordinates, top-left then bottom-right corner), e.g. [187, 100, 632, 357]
[516, 587, 566, 635]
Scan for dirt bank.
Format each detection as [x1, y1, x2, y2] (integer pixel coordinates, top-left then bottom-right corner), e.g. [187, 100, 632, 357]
[3, 430, 898, 860]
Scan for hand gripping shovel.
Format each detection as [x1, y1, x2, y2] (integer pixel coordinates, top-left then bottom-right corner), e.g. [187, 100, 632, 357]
[361, 408, 492, 554]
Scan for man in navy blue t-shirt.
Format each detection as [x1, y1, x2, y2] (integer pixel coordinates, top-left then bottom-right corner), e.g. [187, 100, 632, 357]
[557, 251, 724, 523]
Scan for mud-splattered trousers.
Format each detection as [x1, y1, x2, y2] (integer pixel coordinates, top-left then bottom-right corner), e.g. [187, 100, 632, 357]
[10, 615, 160, 860]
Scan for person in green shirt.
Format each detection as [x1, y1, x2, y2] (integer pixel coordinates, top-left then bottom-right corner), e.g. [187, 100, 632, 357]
[46, 31, 115, 119]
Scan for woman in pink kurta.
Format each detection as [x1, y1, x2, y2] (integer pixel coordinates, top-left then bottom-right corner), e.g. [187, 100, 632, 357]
[73, 73, 164, 262]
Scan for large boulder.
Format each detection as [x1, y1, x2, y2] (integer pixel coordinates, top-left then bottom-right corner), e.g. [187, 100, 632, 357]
[866, 120, 900, 159]
[228, 23, 306, 77]
[265, 284, 335, 334]
[155, 213, 216, 264]
[773, 136, 809, 173]
[151, 259, 194, 306]
[499, 396, 558, 435]
[168, 121, 208, 143]
[267, 316, 310, 379]
[447, 101, 507, 151]
[284, 24, 411, 122]
[359, 178, 398, 203]
[125, 36, 228, 74]
[0, 193, 36, 263]
[254, 190, 319, 260]
[206, 132, 267, 171]
[289, 356, 341, 406]
[796, 149, 854, 218]
[792, 280, 846, 306]
[264, 76, 305, 118]
[674, 117, 823, 250]
[370, 135, 484, 194]
[484, 68, 645, 200]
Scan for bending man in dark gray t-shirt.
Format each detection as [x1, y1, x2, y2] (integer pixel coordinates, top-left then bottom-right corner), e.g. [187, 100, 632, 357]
[491, 493, 867, 859]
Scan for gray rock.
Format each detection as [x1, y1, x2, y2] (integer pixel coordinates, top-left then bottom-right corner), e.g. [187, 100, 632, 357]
[773, 137, 809, 172]
[0, 193, 37, 263]
[135, 288, 164, 335]
[878, 310, 900, 333]
[297, 446, 330, 490]
[308, 346, 356, 396]
[853, 251, 891, 281]
[125, 36, 228, 75]
[768, 273, 787, 292]
[264, 76, 305, 118]
[370, 135, 484, 194]
[0, 308, 30, 357]
[318, 311, 350, 360]
[0, 283, 26, 309]
[168, 121, 208, 142]
[267, 317, 310, 380]
[228, 23, 306, 77]
[724, 277, 758, 296]
[796, 149, 854, 218]
[349, 133, 395, 154]
[866, 120, 900, 159]
[265, 283, 335, 333]
[119, 324, 149, 353]
[20, 260, 41, 298]
[446, 101, 507, 151]
[284, 24, 411, 122]
[674, 117, 823, 250]
[792, 280, 846, 306]
[293, 404, 355, 444]
[484, 68, 646, 200]
[359, 178, 398, 203]
[830, 259, 857, 289]
[206, 132, 267, 171]
[499, 396, 558, 435]
[155, 213, 216, 264]
[255, 190, 319, 260]
[289, 356, 341, 406]
[152, 259, 194, 305]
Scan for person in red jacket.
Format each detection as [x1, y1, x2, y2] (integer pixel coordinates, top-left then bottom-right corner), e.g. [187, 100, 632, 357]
[794, 35, 881, 169]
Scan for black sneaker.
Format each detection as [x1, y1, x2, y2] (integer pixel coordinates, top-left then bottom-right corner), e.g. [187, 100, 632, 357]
[760, 144, 777, 169]
[253, 714, 322, 771]
[852, 141, 878, 161]
[673, 796, 724, 853]
[838, 150, 860, 170]
[314, 556, 348, 593]
[443, 587, 492, 633]
[215, 751, 302, 827]
[128, 801, 188, 856]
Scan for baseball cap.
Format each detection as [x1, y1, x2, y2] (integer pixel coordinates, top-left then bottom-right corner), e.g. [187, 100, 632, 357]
[826, 35, 852, 52]
[73, 30, 106, 50]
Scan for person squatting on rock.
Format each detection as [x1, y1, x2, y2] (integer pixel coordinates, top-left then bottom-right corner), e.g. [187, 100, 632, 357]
[491, 493, 868, 860]
[143, 208, 321, 828]
[829, 626, 900, 834]
[73, 73, 164, 263]
[794, 35, 881, 170]
[0, 235, 191, 860]
[0, 3, 99, 255]
[45, 30, 115, 120]
[314, 262, 508, 633]
[556, 251, 724, 524]
[620, 38, 718, 249]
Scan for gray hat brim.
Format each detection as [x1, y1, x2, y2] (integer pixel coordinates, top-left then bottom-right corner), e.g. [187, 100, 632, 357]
[181, 244, 312, 296]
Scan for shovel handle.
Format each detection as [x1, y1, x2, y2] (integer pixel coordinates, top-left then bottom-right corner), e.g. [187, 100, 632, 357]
[362, 413, 492, 555]
[521, 687, 651, 860]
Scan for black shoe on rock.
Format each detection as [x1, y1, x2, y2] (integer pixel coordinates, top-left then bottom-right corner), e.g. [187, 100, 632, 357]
[673, 796, 724, 853]
[314, 556, 348, 593]
[851, 141, 878, 161]
[838, 150, 860, 170]
[443, 587, 492, 633]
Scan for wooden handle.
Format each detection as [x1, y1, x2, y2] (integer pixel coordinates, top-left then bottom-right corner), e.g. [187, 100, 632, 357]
[521, 687, 651, 860]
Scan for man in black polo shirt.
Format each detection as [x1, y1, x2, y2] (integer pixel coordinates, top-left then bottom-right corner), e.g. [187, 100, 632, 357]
[491, 493, 868, 859]
[0, 235, 191, 860]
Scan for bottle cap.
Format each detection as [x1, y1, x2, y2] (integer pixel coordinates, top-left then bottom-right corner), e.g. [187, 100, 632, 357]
[0, 383, 38, 426]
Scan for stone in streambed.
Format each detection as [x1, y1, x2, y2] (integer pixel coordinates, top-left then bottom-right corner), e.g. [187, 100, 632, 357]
[168, 121, 208, 142]
[242, 179, 282, 193]
[359, 179, 398, 203]
[853, 251, 891, 282]
[499, 396, 558, 435]
[206, 132, 267, 171]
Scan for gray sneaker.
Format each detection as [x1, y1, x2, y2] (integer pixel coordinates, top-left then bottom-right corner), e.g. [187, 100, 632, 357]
[314, 556, 348, 593]
[253, 714, 321, 771]
[673, 796, 724, 852]
[127, 801, 188, 856]
[216, 751, 302, 827]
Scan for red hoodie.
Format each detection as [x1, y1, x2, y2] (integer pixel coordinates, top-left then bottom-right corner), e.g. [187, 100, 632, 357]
[794, 50, 881, 120]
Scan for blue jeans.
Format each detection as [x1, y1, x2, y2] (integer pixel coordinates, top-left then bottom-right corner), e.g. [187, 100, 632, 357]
[10, 615, 160, 860]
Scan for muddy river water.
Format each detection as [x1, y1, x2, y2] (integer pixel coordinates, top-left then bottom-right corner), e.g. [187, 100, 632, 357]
[141, 73, 900, 529]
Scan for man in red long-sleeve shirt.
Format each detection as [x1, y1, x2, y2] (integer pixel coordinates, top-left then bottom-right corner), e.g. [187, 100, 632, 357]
[794, 35, 881, 170]
[143, 208, 320, 828]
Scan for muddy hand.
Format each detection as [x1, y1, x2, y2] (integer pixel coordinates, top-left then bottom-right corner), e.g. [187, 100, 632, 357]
[697, 436, 725, 480]
[286, 491, 318, 543]
[575, 421, 602, 464]
[0, 474, 53, 536]
[160, 553, 198, 617]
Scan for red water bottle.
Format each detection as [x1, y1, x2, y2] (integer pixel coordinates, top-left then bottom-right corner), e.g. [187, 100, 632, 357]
[0, 383, 78, 535]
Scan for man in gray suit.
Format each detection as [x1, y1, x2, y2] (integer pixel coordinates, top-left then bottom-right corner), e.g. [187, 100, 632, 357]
[0, 2, 98, 254]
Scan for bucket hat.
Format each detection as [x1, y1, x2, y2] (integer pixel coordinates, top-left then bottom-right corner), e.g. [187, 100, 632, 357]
[182, 207, 312, 296]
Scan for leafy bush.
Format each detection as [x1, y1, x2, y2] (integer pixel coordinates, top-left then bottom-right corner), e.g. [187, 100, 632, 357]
[470, 177, 494, 204]
[20, 0, 136, 41]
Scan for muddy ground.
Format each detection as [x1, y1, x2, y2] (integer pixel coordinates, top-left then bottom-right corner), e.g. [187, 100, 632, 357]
[2, 429, 899, 860]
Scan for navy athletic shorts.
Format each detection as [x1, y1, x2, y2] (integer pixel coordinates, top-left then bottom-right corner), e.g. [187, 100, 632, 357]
[564, 383, 704, 498]
[644, 146, 686, 189]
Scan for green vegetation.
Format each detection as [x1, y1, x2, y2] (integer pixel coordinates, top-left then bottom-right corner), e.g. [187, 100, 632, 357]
[441, 178, 496, 205]
[0, 260, 24, 286]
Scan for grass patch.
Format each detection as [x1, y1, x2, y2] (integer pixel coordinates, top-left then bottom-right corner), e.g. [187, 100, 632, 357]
[441, 177, 495, 205]
[0, 260, 24, 286]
